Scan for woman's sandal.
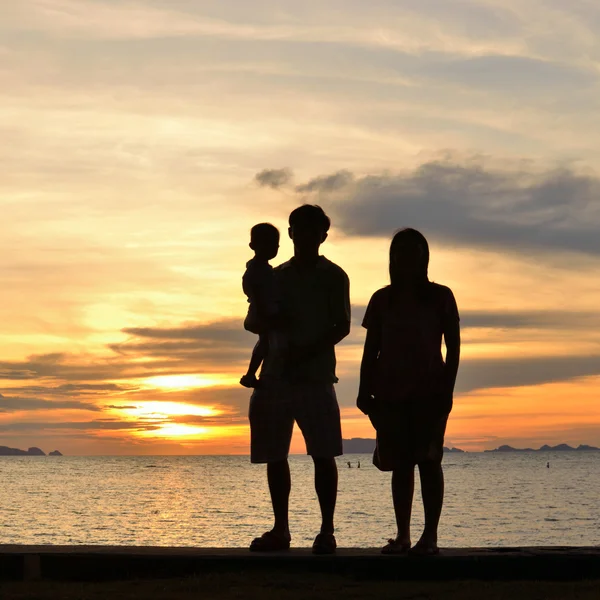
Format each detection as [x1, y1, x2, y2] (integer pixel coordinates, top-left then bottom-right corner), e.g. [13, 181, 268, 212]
[249, 531, 291, 552]
[381, 538, 412, 555]
[408, 541, 440, 556]
[312, 532, 337, 555]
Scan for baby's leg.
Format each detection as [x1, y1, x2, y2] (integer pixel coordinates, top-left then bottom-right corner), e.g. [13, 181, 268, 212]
[240, 334, 268, 388]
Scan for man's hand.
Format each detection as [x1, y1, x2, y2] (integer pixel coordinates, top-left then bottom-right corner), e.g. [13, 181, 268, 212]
[356, 393, 375, 415]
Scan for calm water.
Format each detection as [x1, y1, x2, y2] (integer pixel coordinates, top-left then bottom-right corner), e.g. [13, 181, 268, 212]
[1, 453, 599, 548]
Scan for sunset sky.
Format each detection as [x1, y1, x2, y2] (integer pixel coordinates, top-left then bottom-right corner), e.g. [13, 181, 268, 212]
[2, 0, 600, 455]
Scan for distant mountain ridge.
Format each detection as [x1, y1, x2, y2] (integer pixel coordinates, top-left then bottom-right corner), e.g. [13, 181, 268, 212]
[485, 444, 599, 453]
[0, 446, 63, 456]
[343, 439, 599, 454]
[342, 438, 464, 454]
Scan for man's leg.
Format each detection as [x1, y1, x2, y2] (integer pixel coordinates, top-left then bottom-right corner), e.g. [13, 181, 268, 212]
[249, 382, 294, 551]
[313, 456, 338, 535]
[295, 383, 342, 553]
[267, 459, 292, 541]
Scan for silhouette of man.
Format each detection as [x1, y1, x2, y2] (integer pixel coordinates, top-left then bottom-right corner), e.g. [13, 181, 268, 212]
[248, 204, 350, 554]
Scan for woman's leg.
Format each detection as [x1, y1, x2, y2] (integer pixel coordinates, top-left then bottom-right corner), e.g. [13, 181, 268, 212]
[416, 459, 444, 548]
[391, 465, 415, 545]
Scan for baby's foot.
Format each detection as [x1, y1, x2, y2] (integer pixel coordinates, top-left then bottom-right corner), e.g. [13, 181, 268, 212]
[240, 374, 259, 388]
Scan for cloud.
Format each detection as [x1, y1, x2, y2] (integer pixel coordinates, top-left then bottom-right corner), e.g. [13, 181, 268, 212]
[289, 158, 600, 256]
[112, 319, 253, 367]
[351, 306, 600, 332]
[6, 383, 133, 397]
[423, 55, 593, 92]
[460, 310, 600, 330]
[0, 420, 160, 432]
[0, 370, 36, 380]
[333, 354, 600, 408]
[456, 355, 600, 394]
[254, 168, 293, 189]
[296, 170, 354, 193]
[0, 394, 102, 413]
[0, 319, 257, 383]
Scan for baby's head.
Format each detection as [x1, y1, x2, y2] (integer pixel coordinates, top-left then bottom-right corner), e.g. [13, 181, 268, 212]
[250, 222, 280, 261]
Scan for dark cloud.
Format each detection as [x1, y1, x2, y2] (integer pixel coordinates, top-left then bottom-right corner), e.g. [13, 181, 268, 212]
[4, 383, 133, 397]
[120, 319, 246, 343]
[351, 306, 600, 332]
[293, 158, 600, 256]
[0, 320, 256, 382]
[105, 405, 138, 410]
[425, 55, 593, 92]
[296, 170, 354, 193]
[254, 168, 293, 190]
[0, 420, 160, 432]
[0, 393, 101, 413]
[0, 369, 36, 380]
[460, 310, 600, 330]
[110, 319, 253, 367]
[456, 355, 600, 394]
[334, 353, 600, 403]
[0, 354, 143, 383]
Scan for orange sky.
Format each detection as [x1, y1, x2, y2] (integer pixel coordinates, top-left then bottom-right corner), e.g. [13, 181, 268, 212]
[1, 1, 600, 454]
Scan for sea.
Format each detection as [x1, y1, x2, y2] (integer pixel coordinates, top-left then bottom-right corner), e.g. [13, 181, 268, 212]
[1, 452, 599, 548]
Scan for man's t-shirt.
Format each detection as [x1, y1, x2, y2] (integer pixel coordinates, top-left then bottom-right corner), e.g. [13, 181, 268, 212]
[262, 256, 350, 384]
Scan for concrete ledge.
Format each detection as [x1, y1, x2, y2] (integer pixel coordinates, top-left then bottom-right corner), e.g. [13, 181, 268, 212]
[0, 546, 599, 582]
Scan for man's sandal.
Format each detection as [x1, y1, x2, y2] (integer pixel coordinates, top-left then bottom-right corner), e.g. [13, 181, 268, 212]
[249, 531, 291, 552]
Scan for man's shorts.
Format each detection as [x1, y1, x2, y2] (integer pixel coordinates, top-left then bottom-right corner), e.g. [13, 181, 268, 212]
[249, 380, 343, 463]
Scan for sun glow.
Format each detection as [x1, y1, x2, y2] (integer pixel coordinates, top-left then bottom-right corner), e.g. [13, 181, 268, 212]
[138, 423, 211, 439]
[142, 374, 237, 390]
[121, 401, 221, 419]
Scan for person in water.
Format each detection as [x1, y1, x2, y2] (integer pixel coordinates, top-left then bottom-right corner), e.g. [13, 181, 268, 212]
[357, 228, 460, 555]
[240, 223, 280, 388]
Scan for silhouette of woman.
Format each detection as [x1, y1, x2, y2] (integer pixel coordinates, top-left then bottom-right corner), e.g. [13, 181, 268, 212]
[357, 229, 460, 555]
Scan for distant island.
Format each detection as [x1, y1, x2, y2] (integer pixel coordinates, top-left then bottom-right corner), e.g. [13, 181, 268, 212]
[342, 438, 464, 454]
[485, 444, 599, 453]
[0, 446, 63, 456]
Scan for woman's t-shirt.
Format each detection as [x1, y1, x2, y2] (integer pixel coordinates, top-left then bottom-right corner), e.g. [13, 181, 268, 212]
[362, 283, 459, 402]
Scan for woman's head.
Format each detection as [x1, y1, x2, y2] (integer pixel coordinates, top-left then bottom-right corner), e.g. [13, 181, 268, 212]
[389, 228, 430, 287]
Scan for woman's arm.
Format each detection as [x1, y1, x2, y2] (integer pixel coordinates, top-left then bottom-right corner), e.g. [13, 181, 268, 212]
[357, 327, 381, 414]
[443, 317, 461, 394]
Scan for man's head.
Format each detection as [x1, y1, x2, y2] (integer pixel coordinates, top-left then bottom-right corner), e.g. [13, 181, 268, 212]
[250, 223, 280, 260]
[288, 205, 331, 257]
